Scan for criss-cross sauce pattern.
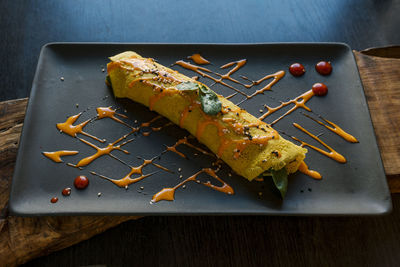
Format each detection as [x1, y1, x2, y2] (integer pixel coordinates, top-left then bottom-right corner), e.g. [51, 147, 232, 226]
[43, 53, 358, 202]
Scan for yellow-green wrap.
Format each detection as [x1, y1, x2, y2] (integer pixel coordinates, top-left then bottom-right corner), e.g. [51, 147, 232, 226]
[107, 51, 307, 181]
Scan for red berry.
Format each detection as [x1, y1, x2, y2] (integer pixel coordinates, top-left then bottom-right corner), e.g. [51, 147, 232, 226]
[74, 175, 89, 190]
[289, 63, 306, 77]
[50, 197, 58, 203]
[315, 61, 332, 75]
[312, 83, 328, 96]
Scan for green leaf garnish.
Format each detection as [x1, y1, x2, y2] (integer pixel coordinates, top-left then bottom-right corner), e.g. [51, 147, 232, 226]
[271, 168, 288, 198]
[176, 81, 199, 91]
[198, 85, 222, 115]
[105, 75, 112, 87]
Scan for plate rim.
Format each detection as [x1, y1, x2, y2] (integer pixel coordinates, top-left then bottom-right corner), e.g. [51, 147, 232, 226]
[9, 42, 392, 216]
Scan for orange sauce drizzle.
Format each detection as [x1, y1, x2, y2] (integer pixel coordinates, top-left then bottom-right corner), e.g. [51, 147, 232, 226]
[95, 107, 169, 136]
[194, 114, 231, 158]
[179, 101, 201, 127]
[231, 134, 278, 159]
[42, 150, 79, 163]
[194, 107, 278, 158]
[244, 71, 285, 99]
[174, 60, 248, 97]
[175, 59, 285, 101]
[140, 115, 173, 136]
[120, 57, 155, 72]
[96, 106, 134, 129]
[188, 54, 210, 65]
[302, 113, 358, 143]
[90, 158, 173, 187]
[166, 136, 214, 158]
[140, 115, 162, 127]
[258, 89, 315, 125]
[151, 168, 234, 203]
[150, 122, 173, 133]
[149, 89, 179, 110]
[71, 134, 133, 168]
[226, 93, 237, 99]
[216, 59, 248, 87]
[292, 123, 346, 163]
[298, 161, 322, 179]
[57, 113, 105, 143]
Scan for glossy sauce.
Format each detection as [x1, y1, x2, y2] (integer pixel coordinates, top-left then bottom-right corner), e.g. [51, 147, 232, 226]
[96, 107, 170, 136]
[292, 123, 346, 163]
[50, 197, 58, 203]
[289, 63, 306, 77]
[96, 106, 133, 129]
[179, 101, 201, 127]
[302, 113, 358, 143]
[166, 136, 214, 159]
[315, 61, 332, 75]
[175, 60, 285, 100]
[151, 168, 234, 203]
[174, 60, 248, 97]
[90, 158, 172, 187]
[71, 134, 132, 168]
[240, 71, 286, 101]
[149, 89, 179, 110]
[312, 83, 328, 96]
[62, 187, 72, 196]
[188, 54, 210, 65]
[258, 89, 315, 125]
[42, 150, 79, 163]
[52, 54, 355, 203]
[74, 175, 89, 189]
[57, 113, 105, 143]
[298, 161, 322, 179]
[193, 105, 278, 158]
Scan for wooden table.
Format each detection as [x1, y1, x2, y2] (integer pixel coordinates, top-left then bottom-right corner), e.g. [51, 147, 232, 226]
[1, 1, 399, 266]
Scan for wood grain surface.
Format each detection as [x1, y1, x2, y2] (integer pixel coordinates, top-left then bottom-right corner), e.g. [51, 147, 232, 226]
[0, 49, 399, 266]
[353, 50, 400, 190]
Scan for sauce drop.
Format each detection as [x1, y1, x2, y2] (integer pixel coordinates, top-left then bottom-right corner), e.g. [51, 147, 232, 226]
[50, 197, 58, 203]
[298, 161, 322, 179]
[312, 83, 328, 96]
[289, 63, 305, 77]
[62, 187, 72, 196]
[315, 61, 332, 75]
[188, 54, 210, 65]
[74, 175, 89, 189]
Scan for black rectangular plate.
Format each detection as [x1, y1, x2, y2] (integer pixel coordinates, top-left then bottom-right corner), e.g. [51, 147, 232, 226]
[9, 43, 391, 216]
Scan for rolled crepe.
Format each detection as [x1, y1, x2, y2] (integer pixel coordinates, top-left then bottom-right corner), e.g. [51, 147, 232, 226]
[107, 51, 307, 182]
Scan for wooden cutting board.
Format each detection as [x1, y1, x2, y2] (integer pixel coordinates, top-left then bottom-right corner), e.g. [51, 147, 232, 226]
[0, 48, 399, 266]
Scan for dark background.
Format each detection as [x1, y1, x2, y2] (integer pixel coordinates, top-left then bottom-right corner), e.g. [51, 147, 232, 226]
[1, 0, 399, 266]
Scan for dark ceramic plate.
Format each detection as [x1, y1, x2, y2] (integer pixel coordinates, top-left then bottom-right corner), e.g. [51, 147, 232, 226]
[9, 43, 391, 216]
